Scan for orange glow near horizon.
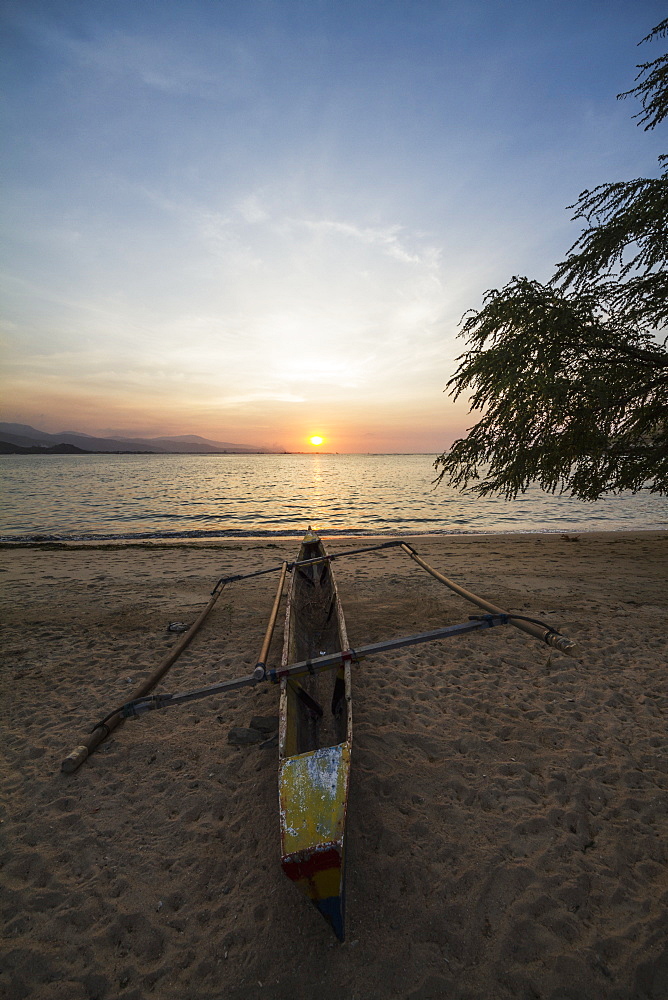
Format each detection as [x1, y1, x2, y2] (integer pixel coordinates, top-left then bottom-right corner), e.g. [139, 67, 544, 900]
[1, 389, 474, 454]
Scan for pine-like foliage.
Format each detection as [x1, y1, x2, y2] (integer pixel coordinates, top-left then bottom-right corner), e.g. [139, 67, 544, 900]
[618, 18, 668, 131]
[435, 21, 668, 501]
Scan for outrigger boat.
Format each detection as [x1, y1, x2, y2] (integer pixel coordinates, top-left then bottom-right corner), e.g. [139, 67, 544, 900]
[62, 530, 578, 943]
[278, 528, 351, 940]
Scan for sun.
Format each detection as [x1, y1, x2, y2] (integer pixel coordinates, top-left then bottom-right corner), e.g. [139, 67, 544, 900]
[309, 435, 324, 446]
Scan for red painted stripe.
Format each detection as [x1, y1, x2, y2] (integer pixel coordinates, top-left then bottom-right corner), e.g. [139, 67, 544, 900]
[282, 846, 342, 882]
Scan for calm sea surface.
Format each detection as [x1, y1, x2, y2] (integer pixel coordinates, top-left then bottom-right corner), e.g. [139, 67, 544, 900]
[1, 453, 666, 540]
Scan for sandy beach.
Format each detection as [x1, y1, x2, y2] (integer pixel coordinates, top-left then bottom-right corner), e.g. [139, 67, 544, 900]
[1, 531, 667, 1000]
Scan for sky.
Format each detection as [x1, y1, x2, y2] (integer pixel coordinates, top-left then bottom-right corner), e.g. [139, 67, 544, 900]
[1, 0, 665, 453]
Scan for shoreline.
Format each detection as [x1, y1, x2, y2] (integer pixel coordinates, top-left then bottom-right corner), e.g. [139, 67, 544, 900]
[1, 526, 667, 547]
[2, 532, 667, 999]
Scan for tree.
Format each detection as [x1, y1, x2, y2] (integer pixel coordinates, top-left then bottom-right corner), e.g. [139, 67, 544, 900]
[435, 20, 668, 502]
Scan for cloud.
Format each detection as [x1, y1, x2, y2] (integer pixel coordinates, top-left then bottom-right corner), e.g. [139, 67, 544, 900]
[217, 391, 306, 406]
[295, 217, 441, 267]
[236, 195, 269, 224]
[8, 9, 252, 102]
[3, 181, 464, 414]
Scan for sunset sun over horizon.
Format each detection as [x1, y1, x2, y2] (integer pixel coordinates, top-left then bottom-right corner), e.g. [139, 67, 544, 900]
[0, 1, 660, 454]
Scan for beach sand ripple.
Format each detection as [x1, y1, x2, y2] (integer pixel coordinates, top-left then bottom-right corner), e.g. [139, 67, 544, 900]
[1, 533, 667, 999]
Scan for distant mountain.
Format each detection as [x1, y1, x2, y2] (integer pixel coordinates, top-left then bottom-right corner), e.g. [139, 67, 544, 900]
[0, 423, 276, 454]
[0, 440, 89, 455]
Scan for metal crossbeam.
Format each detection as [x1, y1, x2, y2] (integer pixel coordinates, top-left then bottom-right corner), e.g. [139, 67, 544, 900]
[119, 614, 509, 719]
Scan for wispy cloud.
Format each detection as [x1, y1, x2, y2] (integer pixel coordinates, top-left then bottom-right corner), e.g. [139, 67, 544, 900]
[8, 9, 253, 102]
[236, 195, 270, 224]
[290, 217, 445, 269]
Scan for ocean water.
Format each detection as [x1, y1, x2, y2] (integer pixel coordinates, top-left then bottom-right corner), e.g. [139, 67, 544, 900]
[0, 453, 666, 540]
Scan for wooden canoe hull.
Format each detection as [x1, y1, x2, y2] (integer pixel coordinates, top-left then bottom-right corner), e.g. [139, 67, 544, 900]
[278, 530, 352, 941]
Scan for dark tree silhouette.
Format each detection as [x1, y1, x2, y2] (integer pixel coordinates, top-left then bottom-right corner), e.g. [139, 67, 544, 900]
[435, 20, 668, 501]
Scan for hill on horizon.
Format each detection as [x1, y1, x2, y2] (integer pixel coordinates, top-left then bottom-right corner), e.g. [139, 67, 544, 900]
[0, 423, 278, 455]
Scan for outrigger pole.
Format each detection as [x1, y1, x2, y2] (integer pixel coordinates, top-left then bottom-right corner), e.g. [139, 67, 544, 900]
[254, 561, 289, 676]
[399, 543, 578, 656]
[61, 581, 232, 773]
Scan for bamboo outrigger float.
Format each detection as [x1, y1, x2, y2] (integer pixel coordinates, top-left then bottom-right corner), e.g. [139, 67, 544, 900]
[62, 529, 578, 943]
[278, 528, 351, 941]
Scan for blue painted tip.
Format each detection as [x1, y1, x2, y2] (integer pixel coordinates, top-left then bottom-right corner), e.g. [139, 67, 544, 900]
[315, 895, 345, 942]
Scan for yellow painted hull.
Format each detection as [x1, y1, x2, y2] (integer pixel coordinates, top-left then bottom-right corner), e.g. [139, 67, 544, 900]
[279, 742, 351, 940]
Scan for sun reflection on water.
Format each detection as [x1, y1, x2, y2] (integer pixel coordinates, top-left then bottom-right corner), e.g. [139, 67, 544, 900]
[0, 453, 665, 539]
